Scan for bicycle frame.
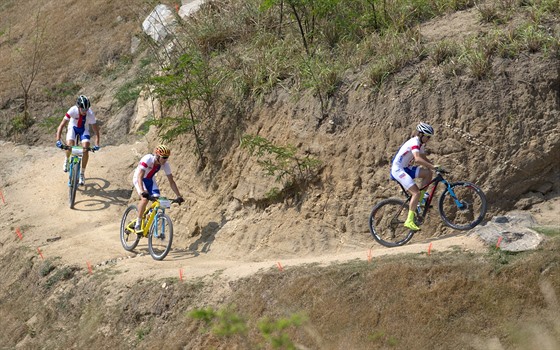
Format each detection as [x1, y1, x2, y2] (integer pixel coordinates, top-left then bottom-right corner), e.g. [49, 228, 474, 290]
[396, 171, 463, 219]
[139, 198, 171, 237]
[370, 170, 488, 247]
[67, 147, 83, 186]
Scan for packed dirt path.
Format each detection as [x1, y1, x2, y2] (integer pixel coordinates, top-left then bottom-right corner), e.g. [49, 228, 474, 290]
[0, 140, 509, 285]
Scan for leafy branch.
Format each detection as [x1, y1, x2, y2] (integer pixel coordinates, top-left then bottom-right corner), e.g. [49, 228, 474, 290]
[240, 134, 321, 197]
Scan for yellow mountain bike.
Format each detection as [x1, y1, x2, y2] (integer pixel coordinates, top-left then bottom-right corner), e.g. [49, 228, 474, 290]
[120, 195, 180, 260]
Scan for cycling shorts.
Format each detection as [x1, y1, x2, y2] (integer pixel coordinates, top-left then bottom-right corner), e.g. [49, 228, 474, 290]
[390, 166, 419, 190]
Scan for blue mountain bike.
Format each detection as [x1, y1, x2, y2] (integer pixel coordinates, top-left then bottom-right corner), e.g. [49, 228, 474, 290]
[59, 134, 94, 209]
[369, 169, 487, 247]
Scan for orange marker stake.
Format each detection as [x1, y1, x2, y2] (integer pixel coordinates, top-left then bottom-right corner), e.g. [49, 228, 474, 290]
[37, 247, 44, 259]
[0, 190, 5, 204]
[276, 262, 284, 271]
[179, 268, 184, 282]
[496, 236, 503, 248]
[175, 4, 179, 12]
[86, 261, 93, 275]
[367, 249, 372, 263]
[428, 242, 433, 256]
[15, 227, 23, 240]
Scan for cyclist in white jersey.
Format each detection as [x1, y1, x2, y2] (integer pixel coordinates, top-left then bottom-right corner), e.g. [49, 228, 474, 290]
[55, 95, 100, 185]
[391, 122, 439, 231]
[132, 145, 184, 232]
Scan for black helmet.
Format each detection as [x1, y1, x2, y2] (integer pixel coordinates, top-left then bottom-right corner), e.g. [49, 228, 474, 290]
[76, 95, 91, 110]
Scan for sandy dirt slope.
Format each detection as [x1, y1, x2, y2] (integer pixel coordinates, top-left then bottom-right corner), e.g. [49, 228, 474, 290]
[2, 140, 553, 285]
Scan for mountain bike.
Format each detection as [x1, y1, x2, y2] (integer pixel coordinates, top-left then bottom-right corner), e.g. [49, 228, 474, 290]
[120, 195, 180, 260]
[368, 169, 487, 247]
[60, 140, 94, 209]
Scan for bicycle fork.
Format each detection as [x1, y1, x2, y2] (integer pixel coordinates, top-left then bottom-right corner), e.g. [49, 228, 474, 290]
[68, 158, 81, 187]
[442, 180, 465, 209]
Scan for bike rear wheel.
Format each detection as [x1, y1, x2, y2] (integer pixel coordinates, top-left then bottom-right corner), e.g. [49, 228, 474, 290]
[120, 205, 141, 251]
[438, 181, 487, 230]
[369, 198, 415, 247]
[69, 160, 79, 209]
[148, 212, 173, 260]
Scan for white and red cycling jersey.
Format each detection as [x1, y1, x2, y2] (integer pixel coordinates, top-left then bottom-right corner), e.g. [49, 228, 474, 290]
[64, 105, 97, 141]
[390, 136, 425, 189]
[133, 154, 172, 196]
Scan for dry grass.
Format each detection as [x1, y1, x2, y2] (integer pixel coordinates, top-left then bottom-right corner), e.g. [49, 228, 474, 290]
[1, 229, 559, 349]
[0, 0, 141, 107]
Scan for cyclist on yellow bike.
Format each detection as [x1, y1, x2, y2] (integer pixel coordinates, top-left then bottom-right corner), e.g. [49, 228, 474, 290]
[390, 122, 441, 231]
[132, 145, 184, 232]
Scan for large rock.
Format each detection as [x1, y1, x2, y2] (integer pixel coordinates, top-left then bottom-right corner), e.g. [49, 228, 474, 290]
[471, 211, 544, 252]
[179, 0, 205, 19]
[142, 4, 177, 43]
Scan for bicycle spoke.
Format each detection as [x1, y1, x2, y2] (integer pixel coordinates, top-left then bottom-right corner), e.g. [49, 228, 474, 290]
[148, 213, 173, 260]
[439, 182, 487, 230]
[369, 198, 415, 247]
[120, 205, 141, 251]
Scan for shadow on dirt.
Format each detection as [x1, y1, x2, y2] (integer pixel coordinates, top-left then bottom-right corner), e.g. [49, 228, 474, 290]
[71, 177, 132, 211]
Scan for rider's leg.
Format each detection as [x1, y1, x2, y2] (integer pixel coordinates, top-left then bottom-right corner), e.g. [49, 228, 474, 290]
[136, 197, 149, 231]
[63, 139, 75, 172]
[391, 167, 421, 230]
[134, 179, 152, 231]
[404, 183, 421, 230]
[80, 141, 90, 185]
[417, 168, 433, 204]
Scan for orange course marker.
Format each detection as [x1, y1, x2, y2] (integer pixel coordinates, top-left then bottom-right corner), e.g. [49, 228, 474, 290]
[428, 242, 433, 256]
[276, 262, 284, 271]
[179, 268, 184, 282]
[15, 227, 23, 240]
[496, 236, 503, 248]
[37, 247, 44, 259]
[367, 249, 373, 263]
[0, 190, 5, 204]
[86, 261, 93, 274]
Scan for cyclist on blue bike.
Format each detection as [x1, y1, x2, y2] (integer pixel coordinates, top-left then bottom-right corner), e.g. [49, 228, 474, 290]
[55, 95, 101, 185]
[391, 122, 441, 231]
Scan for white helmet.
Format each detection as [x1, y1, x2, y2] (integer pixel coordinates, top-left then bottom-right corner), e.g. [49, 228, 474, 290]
[416, 122, 434, 136]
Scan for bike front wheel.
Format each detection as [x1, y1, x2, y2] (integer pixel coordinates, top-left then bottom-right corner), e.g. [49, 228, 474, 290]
[120, 205, 141, 251]
[69, 161, 79, 209]
[369, 198, 415, 247]
[148, 212, 173, 260]
[438, 181, 487, 230]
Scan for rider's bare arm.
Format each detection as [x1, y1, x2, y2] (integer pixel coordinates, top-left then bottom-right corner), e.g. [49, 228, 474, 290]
[414, 152, 436, 170]
[56, 118, 68, 141]
[166, 174, 182, 199]
[91, 123, 101, 147]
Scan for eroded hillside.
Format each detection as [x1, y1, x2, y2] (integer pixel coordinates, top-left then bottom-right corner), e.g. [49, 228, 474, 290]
[0, 0, 559, 348]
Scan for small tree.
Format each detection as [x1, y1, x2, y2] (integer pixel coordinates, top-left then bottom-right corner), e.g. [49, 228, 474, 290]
[12, 12, 49, 128]
[240, 134, 322, 200]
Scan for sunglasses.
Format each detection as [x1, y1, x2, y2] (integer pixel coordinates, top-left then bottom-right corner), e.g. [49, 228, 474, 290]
[161, 156, 169, 159]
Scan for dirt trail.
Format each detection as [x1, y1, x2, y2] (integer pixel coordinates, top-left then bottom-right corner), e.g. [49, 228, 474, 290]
[0, 140, 505, 285]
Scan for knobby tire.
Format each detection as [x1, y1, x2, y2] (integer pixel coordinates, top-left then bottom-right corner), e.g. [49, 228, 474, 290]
[148, 212, 173, 260]
[120, 205, 141, 251]
[369, 198, 415, 247]
[438, 181, 487, 230]
[69, 160, 79, 209]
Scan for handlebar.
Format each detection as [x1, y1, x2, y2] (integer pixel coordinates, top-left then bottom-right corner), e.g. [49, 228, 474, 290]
[143, 193, 184, 205]
[60, 145, 96, 152]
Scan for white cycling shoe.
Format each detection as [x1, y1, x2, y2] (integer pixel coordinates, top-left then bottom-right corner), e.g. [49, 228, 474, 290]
[63, 159, 68, 172]
[79, 174, 85, 186]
